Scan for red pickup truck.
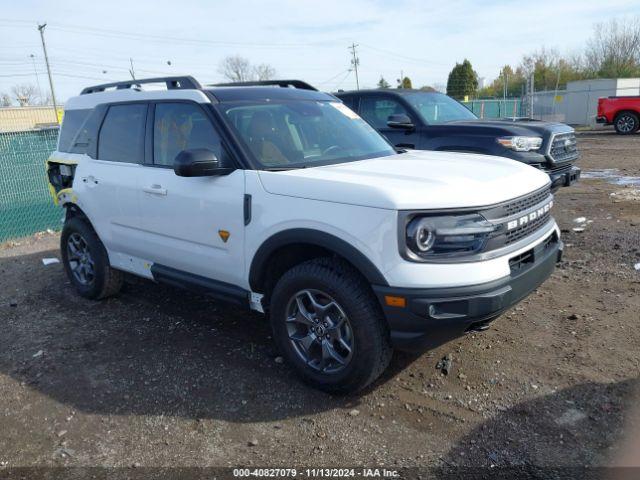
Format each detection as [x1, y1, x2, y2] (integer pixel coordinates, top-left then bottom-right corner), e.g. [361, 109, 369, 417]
[597, 96, 640, 134]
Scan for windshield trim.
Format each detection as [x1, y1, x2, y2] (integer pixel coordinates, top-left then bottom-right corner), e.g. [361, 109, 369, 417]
[215, 99, 398, 170]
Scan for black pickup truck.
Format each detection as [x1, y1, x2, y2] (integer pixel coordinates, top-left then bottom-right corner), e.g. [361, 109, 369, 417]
[335, 89, 580, 190]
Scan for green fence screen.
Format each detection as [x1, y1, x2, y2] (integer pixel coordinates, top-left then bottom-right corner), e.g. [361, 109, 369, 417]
[0, 128, 61, 242]
[462, 98, 525, 119]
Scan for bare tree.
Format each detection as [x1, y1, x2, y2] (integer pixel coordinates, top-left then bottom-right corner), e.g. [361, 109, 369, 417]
[218, 55, 277, 82]
[0, 92, 12, 107]
[218, 55, 253, 82]
[252, 63, 276, 81]
[11, 84, 39, 106]
[585, 17, 640, 77]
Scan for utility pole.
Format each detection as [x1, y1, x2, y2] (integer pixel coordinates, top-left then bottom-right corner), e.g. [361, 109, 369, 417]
[129, 58, 136, 80]
[348, 43, 360, 90]
[37, 23, 58, 122]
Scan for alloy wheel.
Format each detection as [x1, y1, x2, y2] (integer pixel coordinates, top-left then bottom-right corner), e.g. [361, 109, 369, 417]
[617, 115, 637, 133]
[66, 233, 95, 285]
[285, 289, 354, 374]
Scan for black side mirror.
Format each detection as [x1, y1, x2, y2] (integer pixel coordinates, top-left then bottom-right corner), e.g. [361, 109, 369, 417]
[387, 114, 414, 129]
[173, 148, 234, 177]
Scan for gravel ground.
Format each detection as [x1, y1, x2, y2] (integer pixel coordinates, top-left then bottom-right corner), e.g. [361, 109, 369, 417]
[1, 130, 639, 476]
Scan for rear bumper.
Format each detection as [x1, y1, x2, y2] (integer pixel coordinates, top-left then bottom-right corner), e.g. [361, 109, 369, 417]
[549, 165, 580, 191]
[373, 233, 562, 352]
[596, 116, 609, 124]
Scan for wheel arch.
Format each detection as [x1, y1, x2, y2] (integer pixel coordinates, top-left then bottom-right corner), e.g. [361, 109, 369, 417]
[249, 229, 389, 299]
[614, 109, 640, 120]
[63, 203, 91, 223]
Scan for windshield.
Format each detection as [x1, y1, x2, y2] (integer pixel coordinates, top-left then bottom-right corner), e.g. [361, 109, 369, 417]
[405, 92, 477, 125]
[220, 100, 396, 169]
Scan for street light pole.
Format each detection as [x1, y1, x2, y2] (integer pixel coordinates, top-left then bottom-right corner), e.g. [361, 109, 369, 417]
[37, 23, 59, 122]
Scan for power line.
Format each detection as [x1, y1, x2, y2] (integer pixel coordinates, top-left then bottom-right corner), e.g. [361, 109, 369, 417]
[0, 19, 342, 50]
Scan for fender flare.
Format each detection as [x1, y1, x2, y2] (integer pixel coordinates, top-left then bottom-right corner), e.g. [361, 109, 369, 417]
[249, 228, 389, 291]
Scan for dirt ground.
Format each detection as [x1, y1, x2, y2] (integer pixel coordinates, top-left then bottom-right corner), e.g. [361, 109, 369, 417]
[1, 130, 639, 476]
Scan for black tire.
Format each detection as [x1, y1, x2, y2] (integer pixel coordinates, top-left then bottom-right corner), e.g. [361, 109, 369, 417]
[60, 216, 123, 300]
[269, 258, 392, 394]
[614, 111, 639, 135]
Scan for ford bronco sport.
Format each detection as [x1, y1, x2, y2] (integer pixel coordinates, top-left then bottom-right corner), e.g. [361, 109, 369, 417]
[47, 76, 562, 393]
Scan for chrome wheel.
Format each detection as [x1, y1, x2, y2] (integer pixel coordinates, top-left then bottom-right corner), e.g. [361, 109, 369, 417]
[66, 233, 95, 286]
[617, 114, 637, 133]
[285, 289, 354, 374]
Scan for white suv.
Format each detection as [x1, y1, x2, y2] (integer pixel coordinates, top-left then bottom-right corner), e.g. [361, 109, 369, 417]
[47, 76, 562, 393]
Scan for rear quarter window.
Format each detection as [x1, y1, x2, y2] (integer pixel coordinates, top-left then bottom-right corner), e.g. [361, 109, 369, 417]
[58, 109, 91, 152]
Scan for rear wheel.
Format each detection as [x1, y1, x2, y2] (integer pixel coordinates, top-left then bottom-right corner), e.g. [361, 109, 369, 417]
[269, 258, 392, 394]
[61, 217, 123, 299]
[614, 111, 639, 135]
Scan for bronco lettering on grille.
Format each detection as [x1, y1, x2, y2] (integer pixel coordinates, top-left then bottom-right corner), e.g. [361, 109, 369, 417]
[506, 200, 553, 230]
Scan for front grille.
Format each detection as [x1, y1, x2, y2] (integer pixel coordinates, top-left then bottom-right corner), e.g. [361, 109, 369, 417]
[508, 231, 558, 272]
[549, 132, 578, 163]
[503, 187, 550, 217]
[505, 209, 552, 244]
[509, 248, 534, 271]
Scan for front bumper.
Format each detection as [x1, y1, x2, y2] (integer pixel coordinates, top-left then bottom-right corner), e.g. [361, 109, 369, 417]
[548, 165, 581, 191]
[596, 116, 608, 124]
[373, 232, 562, 352]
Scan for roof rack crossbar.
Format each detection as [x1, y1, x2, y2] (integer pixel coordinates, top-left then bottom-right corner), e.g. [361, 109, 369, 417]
[80, 76, 202, 95]
[211, 80, 318, 91]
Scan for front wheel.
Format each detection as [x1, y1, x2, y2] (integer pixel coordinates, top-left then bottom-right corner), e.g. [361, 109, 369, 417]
[614, 111, 639, 135]
[269, 258, 392, 394]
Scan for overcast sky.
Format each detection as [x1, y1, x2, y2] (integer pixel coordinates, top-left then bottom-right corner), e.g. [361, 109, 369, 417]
[1, 0, 639, 103]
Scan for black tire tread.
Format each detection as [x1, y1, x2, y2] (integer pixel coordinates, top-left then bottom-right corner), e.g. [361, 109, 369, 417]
[271, 257, 392, 393]
[61, 217, 123, 300]
[614, 111, 639, 135]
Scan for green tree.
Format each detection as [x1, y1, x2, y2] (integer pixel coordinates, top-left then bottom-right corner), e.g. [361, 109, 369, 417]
[446, 59, 478, 99]
[478, 64, 526, 98]
[377, 76, 391, 89]
[398, 76, 412, 89]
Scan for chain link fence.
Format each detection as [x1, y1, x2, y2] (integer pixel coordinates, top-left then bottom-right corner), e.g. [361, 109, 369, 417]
[462, 98, 525, 119]
[0, 107, 60, 242]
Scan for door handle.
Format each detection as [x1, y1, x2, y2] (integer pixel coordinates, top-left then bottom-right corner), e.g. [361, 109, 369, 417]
[143, 184, 167, 196]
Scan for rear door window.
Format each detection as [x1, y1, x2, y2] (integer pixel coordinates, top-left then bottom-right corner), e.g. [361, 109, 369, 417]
[97, 104, 147, 163]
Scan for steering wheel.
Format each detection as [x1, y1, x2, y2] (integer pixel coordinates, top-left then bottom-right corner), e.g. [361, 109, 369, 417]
[322, 145, 343, 156]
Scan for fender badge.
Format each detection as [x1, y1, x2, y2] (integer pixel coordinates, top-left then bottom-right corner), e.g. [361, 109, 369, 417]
[218, 230, 230, 243]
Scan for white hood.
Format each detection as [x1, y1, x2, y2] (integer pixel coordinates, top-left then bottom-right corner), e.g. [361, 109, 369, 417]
[257, 150, 551, 210]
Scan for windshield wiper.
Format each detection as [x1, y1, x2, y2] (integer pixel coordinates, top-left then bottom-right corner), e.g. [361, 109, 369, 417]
[262, 165, 307, 171]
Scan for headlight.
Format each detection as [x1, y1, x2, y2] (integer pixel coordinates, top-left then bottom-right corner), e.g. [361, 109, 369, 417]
[405, 213, 497, 260]
[497, 136, 543, 152]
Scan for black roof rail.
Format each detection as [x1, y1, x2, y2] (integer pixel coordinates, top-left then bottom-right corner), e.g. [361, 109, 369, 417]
[210, 79, 318, 91]
[80, 76, 202, 95]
